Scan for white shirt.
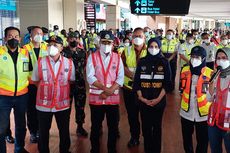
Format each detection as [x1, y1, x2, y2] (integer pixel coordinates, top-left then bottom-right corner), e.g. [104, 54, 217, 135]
[32, 55, 75, 112]
[201, 42, 217, 63]
[180, 75, 208, 122]
[86, 51, 124, 87]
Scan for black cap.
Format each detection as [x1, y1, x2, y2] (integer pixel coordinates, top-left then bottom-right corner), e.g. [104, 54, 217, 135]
[190, 46, 206, 58]
[100, 30, 114, 42]
[68, 32, 79, 38]
[27, 26, 35, 33]
[47, 35, 63, 45]
[53, 25, 59, 30]
[42, 27, 48, 34]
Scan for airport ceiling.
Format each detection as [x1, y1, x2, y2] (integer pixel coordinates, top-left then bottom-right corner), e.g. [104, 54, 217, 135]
[89, 0, 230, 20]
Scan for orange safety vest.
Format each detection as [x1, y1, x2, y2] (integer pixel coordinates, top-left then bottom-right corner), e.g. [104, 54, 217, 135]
[180, 66, 212, 116]
[89, 51, 120, 105]
[207, 77, 230, 131]
[36, 56, 72, 110]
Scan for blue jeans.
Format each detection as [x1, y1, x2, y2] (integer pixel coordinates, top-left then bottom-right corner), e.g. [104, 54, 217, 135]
[208, 125, 230, 153]
[0, 94, 28, 153]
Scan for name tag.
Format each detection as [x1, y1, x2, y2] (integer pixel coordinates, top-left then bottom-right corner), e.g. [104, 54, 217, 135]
[140, 74, 152, 79]
[153, 75, 164, 79]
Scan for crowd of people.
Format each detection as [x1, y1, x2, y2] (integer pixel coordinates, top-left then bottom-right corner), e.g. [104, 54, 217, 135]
[0, 24, 229, 153]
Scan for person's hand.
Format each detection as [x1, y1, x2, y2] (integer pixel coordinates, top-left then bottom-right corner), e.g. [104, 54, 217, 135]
[138, 96, 150, 105]
[99, 92, 108, 100]
[147, 98, 160, 107]
[103, 87, 114, 96]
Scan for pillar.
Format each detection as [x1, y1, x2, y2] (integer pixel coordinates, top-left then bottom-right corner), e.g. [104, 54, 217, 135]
[106, 5, 120, 30]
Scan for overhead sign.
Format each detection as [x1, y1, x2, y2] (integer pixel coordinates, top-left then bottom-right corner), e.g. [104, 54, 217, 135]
[130, 0, 190, 15]
[0, 0, 16, 11]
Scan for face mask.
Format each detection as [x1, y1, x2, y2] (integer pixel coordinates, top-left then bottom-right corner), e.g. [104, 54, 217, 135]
[188, 39, 194, 44]
[166, 34, 173, 40]
[128, 36, 132, 41]
[124, 43, 130, 47]
[100, 44, 112, 54]
[33, 34, 43, 43]
[203, 39, 210, 44]
[228, 39, 230, 43]
[221, 40, 228, 46]
[7, 38, 19, 49]
[148, 48, 160, 56]
[43, 34, 49, 41]
[190, 58, 202, 67]
[145, 32, 150, 37]
[216, 59, 230, 69]
[133, 37, 144, 46]
[69, 41, 77, 48]
[48, 45, 59, 56]
[54, 30, 59, 35]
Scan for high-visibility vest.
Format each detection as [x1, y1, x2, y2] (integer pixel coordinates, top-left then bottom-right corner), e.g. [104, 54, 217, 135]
[208, 77, 230, 131]
[161, 38, 178, 54]
[124, 45, 147, 89]
[88, 33, 97, 49]
[179, 43, 194, 66]
[36, 56, 73, 110]
[216, 44, 230, 49]
[179, 33, 186, 40]
[89, 51, 120, 105]
[49, 32, 68, 47]
[0, 46, 29, 96]
[194, 39, 202, 46]
[180, 66, 212, 116]
[80, 37, 89, 51]
[23, 42, 48, 68]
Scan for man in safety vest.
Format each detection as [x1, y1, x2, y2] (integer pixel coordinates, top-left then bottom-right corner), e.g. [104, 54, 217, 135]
[0, 27, 30, 153]
[192, 29, 202, 46]
[121, 27, 147, 147]
[23, 26, 48, 143]
[180, 46, 212, 153]
[80, 29, 89, 52]
[88, 27, 98, 53]
[216, 35, 230, 49]
[31, 35, 75, 153]
[161, 29, 179, 90]
[208, 47, 230, 153]
[86, 30, 124, 153]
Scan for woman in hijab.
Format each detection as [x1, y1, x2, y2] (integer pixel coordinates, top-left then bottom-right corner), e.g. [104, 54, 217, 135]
[133, 38, 172, 153]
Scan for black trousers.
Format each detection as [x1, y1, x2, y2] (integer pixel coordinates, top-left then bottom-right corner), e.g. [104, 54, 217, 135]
[170, 59, 177, 90]
[70, 85, 86, 125]
[140, 101, 166, 153]
[90, 105, 119, 153]
[37, 109, 71, 153]
[181, 117, 208, 153]
[27, 84, 38, 134]
[123, 88, 140, 140]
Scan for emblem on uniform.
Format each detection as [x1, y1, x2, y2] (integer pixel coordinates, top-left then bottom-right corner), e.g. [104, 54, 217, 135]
[64, 68, 69, 72]
[158, 66, 163, 71]
[3, 56, 7, 60]
[112, 65, 116, 70]
[141, 66, 146, 71]
[202, 76, 207, 80]
[105, 34, 110, 39]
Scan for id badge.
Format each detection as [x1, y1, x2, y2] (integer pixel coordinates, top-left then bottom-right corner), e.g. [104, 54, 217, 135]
[202, 82, 209, 93]
[23, 62, 29, 72]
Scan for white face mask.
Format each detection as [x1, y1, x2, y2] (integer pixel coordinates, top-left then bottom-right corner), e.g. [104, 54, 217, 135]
[133, 37, 144, 46]
[48, 45, 59, 56]
[33, 34, 43, 43]
[124, 43, 130, 47]
[166, 34, 173, 40]
[100, 44, 112, 54]
[54, 30, 59, 35]
[148, 48, 160, 56]
[191, 58, 202, 67]
[221, 40, 228, 46]
[203, 39, 210, 44]
[216, 59, 230, 69]
[188, 39, 194, 44]
[228, 39, 230, 43]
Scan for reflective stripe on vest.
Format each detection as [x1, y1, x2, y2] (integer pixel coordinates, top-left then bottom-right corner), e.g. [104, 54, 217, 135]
[207, 77, 230, 131]
[180, 66, 212, 116]
[0, 46, 29, 96]
[124, 45, 147, 89]
[161, 38, 177, 53]
[89, 51, 120, 105]
[36, 56, 72, 110]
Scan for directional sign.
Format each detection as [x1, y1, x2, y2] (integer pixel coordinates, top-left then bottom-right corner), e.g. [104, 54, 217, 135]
[130, 0, 191, 15]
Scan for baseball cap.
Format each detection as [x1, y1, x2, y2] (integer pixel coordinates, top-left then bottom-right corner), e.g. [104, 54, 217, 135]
[47, 35, 63, 45]
[68, 32, 80, 38]
[190, 46, 207, 58]
[100, 31, 114, 42]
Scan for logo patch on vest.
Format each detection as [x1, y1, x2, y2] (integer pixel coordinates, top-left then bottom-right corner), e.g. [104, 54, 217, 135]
[141, 66, 146, 71]
[158, 66, 163, 71]
[112, 65, 116, 70]
[64, 68, 69, 72]
[3, 56, 7, 60]
[202, 76, 207, 80]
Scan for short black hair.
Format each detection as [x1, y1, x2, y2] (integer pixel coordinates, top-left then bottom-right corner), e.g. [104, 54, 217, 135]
[4, 26, 20, 38]
[133, 27, 144, 33]
[201, 32, 210, 38]
[31, 26, 42, 33]
[186, 33, 193, 38]
[167, 29, 174, 34]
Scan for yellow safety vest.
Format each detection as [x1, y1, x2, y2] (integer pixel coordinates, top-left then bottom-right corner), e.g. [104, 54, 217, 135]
[124, 45, 147, 89]
[0, 46, 29, 96]
[180, 66, 212, 116]
[179, 43, 194, 66]
[88, 33, 97, 49]
[161, 38, 178, 54]
[216, 44, 230, 49]
[49, 32, 68, 47]
[80, 37, 89, 51]
[194, 39, 202, 46]
[179, 33, 186, 40]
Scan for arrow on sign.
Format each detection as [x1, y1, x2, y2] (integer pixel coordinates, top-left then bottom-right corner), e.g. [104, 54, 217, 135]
[135, 8, 140, 13]
[135, 0, 141, 6]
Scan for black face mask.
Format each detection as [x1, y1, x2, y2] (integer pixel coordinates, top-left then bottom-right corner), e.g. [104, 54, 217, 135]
[69, 41, 78, 48]
[7, 38, 19, 49]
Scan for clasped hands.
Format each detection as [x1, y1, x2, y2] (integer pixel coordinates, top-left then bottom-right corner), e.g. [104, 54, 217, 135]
[99, 87, 114, 100]
[138, 96, 161, 107]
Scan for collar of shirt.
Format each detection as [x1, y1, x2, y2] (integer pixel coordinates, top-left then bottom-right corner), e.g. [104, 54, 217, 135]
[48, 55, 62, 64]
[99, 51, 111, 59]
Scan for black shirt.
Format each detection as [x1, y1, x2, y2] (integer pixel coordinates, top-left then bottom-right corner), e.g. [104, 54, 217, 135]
[8, 47, 19, 64]
[34, 48, 40, 59]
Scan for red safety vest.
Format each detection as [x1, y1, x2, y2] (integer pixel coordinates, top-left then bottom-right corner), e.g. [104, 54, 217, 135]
[89, 51, 120, 105]
[208, 77, 230, 131]
[36, 56, 72, 110]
